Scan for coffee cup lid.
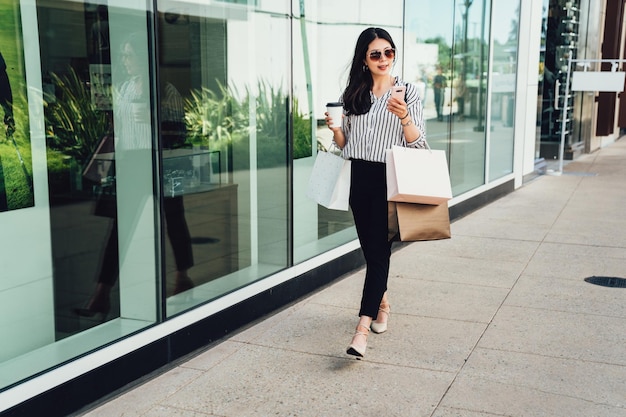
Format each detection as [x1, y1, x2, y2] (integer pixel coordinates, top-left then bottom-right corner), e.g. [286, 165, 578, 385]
[326, 102, 342, 107]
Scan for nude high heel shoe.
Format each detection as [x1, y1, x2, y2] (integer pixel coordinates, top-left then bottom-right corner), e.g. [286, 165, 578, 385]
[346, 324, 370, 359]
[371, 303, 390, 334]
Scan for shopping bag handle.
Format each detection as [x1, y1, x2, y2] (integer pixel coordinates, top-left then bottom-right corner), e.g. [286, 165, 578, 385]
[394, 139, 431, 153]
[402, 138, 431, 152]
[328, 141, 343, 155]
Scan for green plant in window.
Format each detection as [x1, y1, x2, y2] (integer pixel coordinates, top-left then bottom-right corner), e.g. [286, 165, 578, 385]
[291, 96, 313, 160]
[253, 80, 312, 166]
[44, 67, 110, 165]
[184, 80, 312, 169]
[184, 83, 238, 149]
[253, 80, 288, 168]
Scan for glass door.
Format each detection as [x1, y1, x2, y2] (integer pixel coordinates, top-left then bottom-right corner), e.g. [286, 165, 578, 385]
[537, 0, 580, 161]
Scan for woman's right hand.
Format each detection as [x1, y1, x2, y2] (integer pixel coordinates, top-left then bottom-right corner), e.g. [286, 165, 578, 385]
[325, 112, 346, 149]
[325, 111, 342, 132]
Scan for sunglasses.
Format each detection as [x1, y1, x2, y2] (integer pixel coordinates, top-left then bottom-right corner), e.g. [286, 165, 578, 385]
[368, 48, 395, 61]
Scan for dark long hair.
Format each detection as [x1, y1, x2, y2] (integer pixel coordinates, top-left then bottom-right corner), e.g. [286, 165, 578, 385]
[342, 27, 396, 116]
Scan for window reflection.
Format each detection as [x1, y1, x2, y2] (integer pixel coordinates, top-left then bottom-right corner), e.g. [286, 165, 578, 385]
[156, 9, 238, 309]
[405, 0, 456, 170]
[157, 1, 291, 316]
[35, 0, 521, 336]
[489, 1, 519, 180]
[2, 0, 525, 395]
[405, 0, 497, 194]
[451, 0, 490, 194]
[40, 2, 158, 339]
[293, 2, 407, 263]
[40, 2, 121, 335]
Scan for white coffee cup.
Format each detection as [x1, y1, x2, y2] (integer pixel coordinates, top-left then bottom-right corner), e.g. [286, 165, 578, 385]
[326, 102, 343, 128]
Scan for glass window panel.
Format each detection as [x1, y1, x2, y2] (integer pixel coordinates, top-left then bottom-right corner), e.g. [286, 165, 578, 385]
[107, 5, 159, 321]
[42, 0, 159, 330]
[0, 0, 51, 391]
[488, 0, 520, 181]
[537, 0, 580, 162]
[0, 0, 40, 377]
[404, 1, 455, 164]
[292, 0, 336, 263]
[0, 0, 158, 390]
[450, 0, 490, 195]
[406, 0, 494, 195]
[293, 0, 403, 264]
[0, 0, 523, 393]
[536, 0, 550, 162]
[160, 0, 291, 316]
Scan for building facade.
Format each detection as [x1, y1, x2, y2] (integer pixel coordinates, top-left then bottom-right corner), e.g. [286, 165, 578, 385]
[0, 0, 620, 415]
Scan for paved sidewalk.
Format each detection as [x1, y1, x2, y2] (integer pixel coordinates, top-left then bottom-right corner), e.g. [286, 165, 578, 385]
[80, 140, 626, 417]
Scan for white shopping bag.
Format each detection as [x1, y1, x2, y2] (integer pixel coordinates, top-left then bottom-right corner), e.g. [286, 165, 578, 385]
[386, 144, 452, 205]
[306, 150, 351, 211]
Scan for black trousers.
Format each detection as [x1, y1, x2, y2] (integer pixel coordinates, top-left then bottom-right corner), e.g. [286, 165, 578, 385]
[349, 159, 392, 318]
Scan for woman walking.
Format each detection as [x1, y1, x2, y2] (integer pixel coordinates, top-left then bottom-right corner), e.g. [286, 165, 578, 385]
[326, 27, 426, 358]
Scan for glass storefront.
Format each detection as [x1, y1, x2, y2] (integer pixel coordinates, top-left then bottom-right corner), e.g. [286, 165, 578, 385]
[536, 0, 581, 160]
[488, 0, 519, 181]
[404, 0, 517, 195]
[1, 0, 521, 406]
[153, 0, 293, 317]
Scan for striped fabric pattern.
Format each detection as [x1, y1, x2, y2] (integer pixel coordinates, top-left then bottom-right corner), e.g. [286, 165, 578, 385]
[339, 79, 426, 163]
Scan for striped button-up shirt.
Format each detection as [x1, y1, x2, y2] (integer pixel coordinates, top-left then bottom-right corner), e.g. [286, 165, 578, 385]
[339, 79, 426, 163]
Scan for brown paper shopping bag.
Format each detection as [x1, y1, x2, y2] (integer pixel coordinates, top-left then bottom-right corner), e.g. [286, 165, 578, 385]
[386, 145, 452, 205]
[388, 201, 451, 242]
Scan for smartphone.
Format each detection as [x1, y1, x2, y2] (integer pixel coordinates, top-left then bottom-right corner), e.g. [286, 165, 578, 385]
[391, 85, 406, 101]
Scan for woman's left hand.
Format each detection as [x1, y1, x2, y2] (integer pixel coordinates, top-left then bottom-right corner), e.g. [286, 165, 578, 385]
[387, 96, 407, 119]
